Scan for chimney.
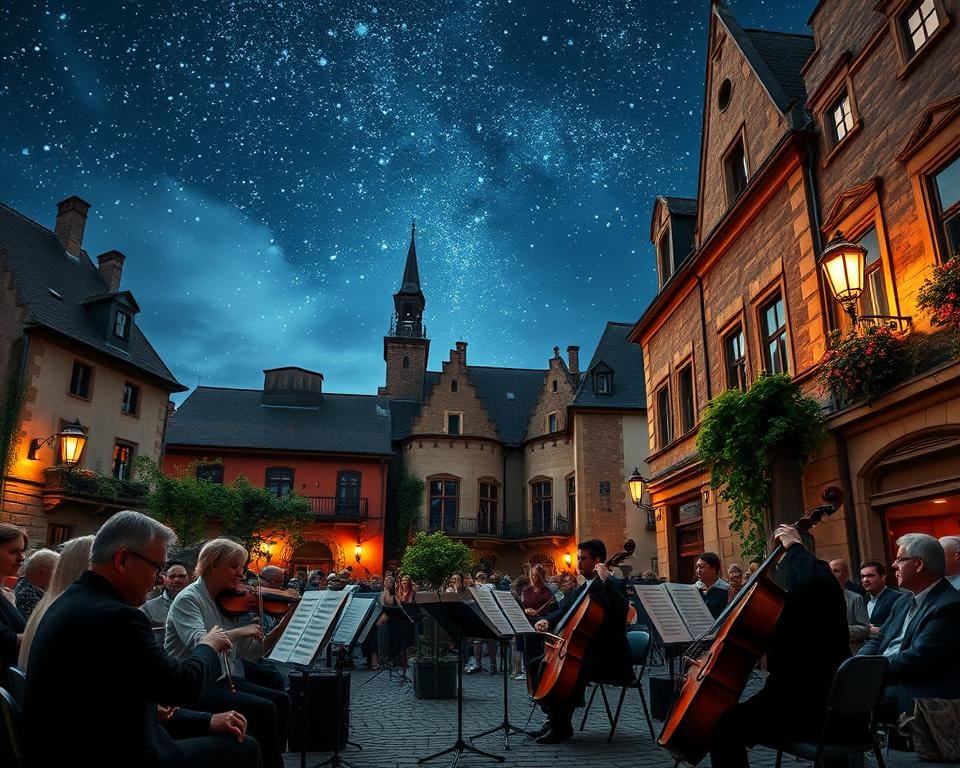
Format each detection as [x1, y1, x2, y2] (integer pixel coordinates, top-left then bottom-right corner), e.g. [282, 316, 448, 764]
[455, 341, 467, 365]
[54, 196, 91, 257]
[97, 250, 126, 292]
[567, 345, 580, 375]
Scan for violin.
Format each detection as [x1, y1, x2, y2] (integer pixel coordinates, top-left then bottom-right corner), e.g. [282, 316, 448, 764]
[216, 583, 301, 617]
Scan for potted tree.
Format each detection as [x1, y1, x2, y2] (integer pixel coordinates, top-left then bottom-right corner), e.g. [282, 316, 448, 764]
[400, 531, 471, 699]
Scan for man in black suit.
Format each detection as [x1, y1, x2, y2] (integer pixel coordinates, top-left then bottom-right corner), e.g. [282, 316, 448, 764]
[859, 533, 960, 720]
[531, 539, 632, 744]
[859, 558, 904, 634]
[708, 525, 850, 768]
[22, 511, 260, 768]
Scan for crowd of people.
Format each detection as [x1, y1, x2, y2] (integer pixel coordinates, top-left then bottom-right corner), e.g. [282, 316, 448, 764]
[1, 513, 959, 765]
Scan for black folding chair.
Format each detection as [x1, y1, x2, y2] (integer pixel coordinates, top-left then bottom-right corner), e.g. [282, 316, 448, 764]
[767, 655, 889, 768]
[0, 686, 24, 768]
[580, 630, 656, 741]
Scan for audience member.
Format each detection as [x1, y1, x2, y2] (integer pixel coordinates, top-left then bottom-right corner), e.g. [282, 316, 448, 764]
[859, 559, 904, 634]
[142, 559, 190, 627]
[18, 534, 94, 668]
[694, 552, 729, 618]
[939, 535, 960, 590]
[15, 548, 59, 619]
[859, 533, 960, 720]
[829, 558, 870, 652]
[22, 511, 258, 768]
[727, 564, 745, 602]
[0, 523, 27, 671]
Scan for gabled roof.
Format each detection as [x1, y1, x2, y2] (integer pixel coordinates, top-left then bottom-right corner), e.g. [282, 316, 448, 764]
[662, 197, 698, 217]
[573, 322, 646, 410]
[166, 387, 393, 455]
[715, 3, 815, 129]
[0, 203, 184, 391]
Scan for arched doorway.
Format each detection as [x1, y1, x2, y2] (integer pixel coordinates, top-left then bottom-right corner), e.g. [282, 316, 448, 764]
[291, 540, 336, 577]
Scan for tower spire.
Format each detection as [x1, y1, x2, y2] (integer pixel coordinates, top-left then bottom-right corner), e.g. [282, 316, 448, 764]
[401, 219, 421, 292]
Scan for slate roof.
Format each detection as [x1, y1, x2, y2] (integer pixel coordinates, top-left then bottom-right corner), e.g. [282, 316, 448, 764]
[465, 366, 545, 445]
[0, 202, 184, 390]
[573, 322, 646, 410]
[166, 387, 393, 455]
[662, 197, 697, 217]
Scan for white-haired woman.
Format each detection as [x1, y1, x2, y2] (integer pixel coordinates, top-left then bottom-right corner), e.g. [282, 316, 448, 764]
[166, 538, 290, 768]
[18, 534, 95, 669]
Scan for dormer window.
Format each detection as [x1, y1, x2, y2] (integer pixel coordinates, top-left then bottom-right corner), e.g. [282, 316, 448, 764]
[594, 371, 612, 395]
[657, 229, 673, 288]
[113, 310, 130, 340]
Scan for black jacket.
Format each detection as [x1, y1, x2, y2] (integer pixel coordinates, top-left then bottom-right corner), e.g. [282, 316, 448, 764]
[0, 594, 25, 671]
[23, 571, 220, 768]
[541, 574, 633, 685]
[867, 587, 907, 629]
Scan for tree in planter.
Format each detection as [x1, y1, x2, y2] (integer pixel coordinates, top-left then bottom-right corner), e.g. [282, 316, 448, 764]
[696, 375, 825, 559]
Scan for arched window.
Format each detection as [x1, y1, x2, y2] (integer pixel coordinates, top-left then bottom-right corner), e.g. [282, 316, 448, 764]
[402, 355, 410, 369]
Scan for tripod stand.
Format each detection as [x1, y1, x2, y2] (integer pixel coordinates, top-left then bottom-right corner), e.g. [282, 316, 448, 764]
[418, 635, 504, 767]
[469, 638, 530, 750]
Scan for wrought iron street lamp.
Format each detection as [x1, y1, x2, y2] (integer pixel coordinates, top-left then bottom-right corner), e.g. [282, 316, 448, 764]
[27, 419, 88, 466]
[627, 467, 656, 530]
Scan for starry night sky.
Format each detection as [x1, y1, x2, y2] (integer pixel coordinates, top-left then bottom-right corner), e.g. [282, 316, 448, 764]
[2, 1, 812, 401]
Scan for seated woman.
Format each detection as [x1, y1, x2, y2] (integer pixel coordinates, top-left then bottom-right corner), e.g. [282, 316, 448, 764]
[695, 551, 729, 619]
[166, 539, 292, 768]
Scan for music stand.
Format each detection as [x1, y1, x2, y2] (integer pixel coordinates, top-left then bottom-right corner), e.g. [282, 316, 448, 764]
[416, 594, 505, 767]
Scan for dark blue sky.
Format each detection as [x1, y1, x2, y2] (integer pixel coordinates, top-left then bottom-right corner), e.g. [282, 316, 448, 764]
[1, 0, 812, 400]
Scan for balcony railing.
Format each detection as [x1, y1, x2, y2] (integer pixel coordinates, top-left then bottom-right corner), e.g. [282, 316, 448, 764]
[414, 514, 572, 540]
[388, 318, 427, 339]
[43, 467, 148, 506]
[306, 496, 368, 520]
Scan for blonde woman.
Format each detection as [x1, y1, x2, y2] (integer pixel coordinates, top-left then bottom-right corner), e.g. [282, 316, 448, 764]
[166, 538, 290, 768]
[18, 535, 95, 668]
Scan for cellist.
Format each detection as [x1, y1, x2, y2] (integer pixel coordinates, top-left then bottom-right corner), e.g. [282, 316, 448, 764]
[530, 539, 633, 744]
[707, 524, 850, 767]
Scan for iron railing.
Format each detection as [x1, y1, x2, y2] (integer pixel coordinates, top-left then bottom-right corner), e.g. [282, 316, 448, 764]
[305, 496, 369, 520]
[414, 514, 572, 539]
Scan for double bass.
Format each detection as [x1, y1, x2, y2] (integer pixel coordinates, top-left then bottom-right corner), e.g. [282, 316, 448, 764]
[658, 487, 843, 765]
[529, 540, 635, 707]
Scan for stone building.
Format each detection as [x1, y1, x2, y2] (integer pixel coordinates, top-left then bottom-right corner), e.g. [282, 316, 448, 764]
[0, 197, 186, 545]
[629, 0, 960, 581]
[383, 226, 654, 577]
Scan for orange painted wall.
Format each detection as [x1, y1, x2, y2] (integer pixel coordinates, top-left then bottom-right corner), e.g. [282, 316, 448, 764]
[162, 450, 389, 576]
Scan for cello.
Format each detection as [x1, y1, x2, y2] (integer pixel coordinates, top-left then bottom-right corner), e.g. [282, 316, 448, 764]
[657, 486, 843, 765]
[529, 539, 635, 707]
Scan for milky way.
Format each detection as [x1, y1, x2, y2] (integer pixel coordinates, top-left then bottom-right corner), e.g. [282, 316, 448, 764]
[1, 1, 812, 398]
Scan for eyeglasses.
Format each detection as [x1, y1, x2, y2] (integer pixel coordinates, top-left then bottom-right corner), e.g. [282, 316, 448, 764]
[128, 550, 166, 577]
[891, 555, 921, 566]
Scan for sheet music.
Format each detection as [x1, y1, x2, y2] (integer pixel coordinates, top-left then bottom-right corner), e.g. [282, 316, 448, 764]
[664, 583, 717, 639]
[267, 589, 351, 666]
[468, 586, 514, 637]
[490, 588, 537, 633]
[331, 590, 376, 646]
[634, 584, 693, 644]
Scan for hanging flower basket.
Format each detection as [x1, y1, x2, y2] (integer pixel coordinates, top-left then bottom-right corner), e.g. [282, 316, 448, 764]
[817, 325, 911, 407]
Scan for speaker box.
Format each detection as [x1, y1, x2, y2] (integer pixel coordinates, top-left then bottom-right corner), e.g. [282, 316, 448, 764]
[649, 676, 675, 722]
[288, 671, 350, 751]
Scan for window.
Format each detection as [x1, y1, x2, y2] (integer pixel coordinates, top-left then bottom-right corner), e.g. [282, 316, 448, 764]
[724, 137, 748, 204]
[598, 481, 611, 496]
[478, 481, 498, 533]
[760, 293, 789, 375]
[552, 379, 558, 392]
[903, 0, 941, 56]
[112, 443, 134, 480]
[429, 478, 459, 531]
[446, 413, 462, 435]
[858, 227, 890, 317]
[656, 385, 672, 447]
[402, 356, 410, 369]
[657, 229, 672, 286]
[451, 379, 458, 392]
[532, 480, 552, 533]
[830, 92, 855, 145]
[547, 412, 558, 433]
[69, 361, 92, 399]
[121, 382, 140, 415]
[196, 464, 224, 484]
[724, 327, 747, 391]
[566, 476, 576, 518]
[932, 152, 960, 260]
[678, 365, 696, 433]
[594, 372, 612, 395]
[717, 78, 732, 111]
[336, 470, 361, 516]
[47, 524, 72, 547]
[265, 467, 294, 497]
[113, 310, 130, 340]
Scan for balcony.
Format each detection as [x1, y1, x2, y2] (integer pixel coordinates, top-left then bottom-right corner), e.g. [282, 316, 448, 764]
[388, 318, 427, 339]
[42, 467, 148, 512]
[414, 514, 573, 541]
[305, 496, 369, 521]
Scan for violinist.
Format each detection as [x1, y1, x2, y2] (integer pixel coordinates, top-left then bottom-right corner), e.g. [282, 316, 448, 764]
[531, 540, 633, 744]
[707, 524, 850, 768]
[165, 538, 292, 768]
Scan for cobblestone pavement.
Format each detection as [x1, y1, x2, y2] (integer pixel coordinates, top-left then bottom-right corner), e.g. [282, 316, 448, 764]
[282, 660, 949, 768]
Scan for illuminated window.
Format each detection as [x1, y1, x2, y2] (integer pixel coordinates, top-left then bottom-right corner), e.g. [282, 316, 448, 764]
[903, 0, 940, 55]
[831, 93, 855, 144]
[760, 293, 789, 375]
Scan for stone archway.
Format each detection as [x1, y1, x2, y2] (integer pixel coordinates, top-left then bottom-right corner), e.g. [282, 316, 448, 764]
[290, 536, 344, 577]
